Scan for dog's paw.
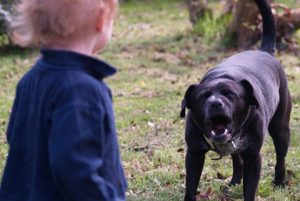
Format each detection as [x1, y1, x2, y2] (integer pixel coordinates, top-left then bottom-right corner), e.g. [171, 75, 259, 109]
[228, 179, 242, 187]
[184, 195, 196, 201]
[272, 180, 287, 188]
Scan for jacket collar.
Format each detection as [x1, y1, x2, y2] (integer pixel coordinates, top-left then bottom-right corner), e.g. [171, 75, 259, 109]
[39, 49, 117, 79]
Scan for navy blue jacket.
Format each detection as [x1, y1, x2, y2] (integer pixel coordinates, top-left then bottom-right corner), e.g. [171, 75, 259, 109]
[0, 49, 127, 201]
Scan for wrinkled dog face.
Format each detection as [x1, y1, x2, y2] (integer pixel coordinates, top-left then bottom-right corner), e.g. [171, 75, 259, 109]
[181, 78, 258, 146]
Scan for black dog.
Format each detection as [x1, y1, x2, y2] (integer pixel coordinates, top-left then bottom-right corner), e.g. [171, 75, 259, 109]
[180, 0, 291, 201]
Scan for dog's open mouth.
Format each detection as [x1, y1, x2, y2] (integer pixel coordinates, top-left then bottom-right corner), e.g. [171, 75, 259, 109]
[209, 115, 231, 143]
[211, 115, 229, 135]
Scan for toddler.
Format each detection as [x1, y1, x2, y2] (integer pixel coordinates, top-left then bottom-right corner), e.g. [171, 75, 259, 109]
[0, 0, 127, 201]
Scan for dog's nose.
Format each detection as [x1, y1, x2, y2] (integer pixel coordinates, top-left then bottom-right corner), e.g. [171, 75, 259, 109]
[210, 99, 224, 108]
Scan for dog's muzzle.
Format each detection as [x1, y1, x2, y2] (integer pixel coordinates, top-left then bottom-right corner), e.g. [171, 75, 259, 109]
[208, 115, 232, 144]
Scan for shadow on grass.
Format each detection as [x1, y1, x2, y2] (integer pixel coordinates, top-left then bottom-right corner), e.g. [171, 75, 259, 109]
[0, 44, 34, 57]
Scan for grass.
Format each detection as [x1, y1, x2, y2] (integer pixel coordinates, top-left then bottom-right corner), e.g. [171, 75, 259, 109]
[193, 12, 232, 43]
[1, 0, 300, 200]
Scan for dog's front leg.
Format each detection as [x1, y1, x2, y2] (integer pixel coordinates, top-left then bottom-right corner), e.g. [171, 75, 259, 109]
[229, 154, 243, 186]
[184, 148, 205, 201]
[241, 153, 262, 201]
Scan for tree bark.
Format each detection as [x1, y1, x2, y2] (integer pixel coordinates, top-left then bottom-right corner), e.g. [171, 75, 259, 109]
[185, 0, 208, 25]
[222, 0, 235, 14]
[275, 5, 300, 42]
[227, 0, 260, 49]
[227, 0, 300, 49]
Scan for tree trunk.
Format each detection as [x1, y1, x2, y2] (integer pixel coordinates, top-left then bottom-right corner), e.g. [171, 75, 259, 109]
[227, 0, 300, 49]
[222, 0, 235, 14]
[275, 5, 300, 43]
[227, 0, 260, 49]
[185, 0, 208, 25]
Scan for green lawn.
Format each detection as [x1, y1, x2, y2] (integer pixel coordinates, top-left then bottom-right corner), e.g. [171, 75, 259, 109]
[1, 0, 300, 200]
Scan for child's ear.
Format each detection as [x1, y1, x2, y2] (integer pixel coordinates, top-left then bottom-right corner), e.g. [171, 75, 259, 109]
[95, 8, 106, 32]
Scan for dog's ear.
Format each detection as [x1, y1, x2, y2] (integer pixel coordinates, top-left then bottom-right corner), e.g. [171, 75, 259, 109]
[180, 84, 197, 118]
[240, 80, 259, 108]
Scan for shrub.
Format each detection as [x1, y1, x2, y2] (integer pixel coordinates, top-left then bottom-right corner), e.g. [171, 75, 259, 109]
[0, 1, 12, 44]
[192, 12, 232, 44]
[0, 4, 10, 33]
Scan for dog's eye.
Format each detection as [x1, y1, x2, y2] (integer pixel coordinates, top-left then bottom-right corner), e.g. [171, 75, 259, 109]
[221, 90, 236, 98]
[201, 91, 212, 100]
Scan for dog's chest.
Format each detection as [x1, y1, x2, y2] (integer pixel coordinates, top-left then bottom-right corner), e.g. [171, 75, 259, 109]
[205, 136, 244, 158]
[213, 142, 236, 157]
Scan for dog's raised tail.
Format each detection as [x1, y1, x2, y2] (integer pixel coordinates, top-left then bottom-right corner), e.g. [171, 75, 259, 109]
[254, 0, 276, 55]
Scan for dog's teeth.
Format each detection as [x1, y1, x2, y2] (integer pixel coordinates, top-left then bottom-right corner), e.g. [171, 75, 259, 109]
[232, 141, 236, 149]
[224, 129, 229, 135]
[211, 131, 216, 136]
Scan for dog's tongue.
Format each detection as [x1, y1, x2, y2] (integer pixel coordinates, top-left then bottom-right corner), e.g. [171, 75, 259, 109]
[213, 124, 226, 135]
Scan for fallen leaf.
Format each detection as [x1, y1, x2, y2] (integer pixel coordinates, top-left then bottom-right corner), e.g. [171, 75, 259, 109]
[197, 187, 213, 200]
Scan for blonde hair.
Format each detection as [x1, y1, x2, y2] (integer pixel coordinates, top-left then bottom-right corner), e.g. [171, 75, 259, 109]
[10, 0, 117, 47]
